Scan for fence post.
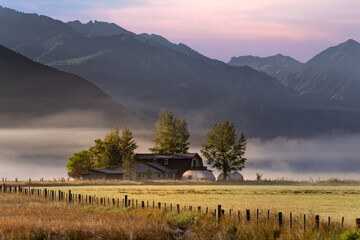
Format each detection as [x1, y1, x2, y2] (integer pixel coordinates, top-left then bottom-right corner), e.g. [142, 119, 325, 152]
[177, 204, 180, 214]
[304, 214, 306, 231]
[328, 217, 331, 229]
[158, 202, 161, 209]
[246, 209, 250, 222]
[217, 205, 222, 224]
[124, 195, 128, 207]
[141, 201, 145, 209]
[189, 206, 192, 211]
[342, 217, 344, 228]
[290, 213, 292, 231]
[170, 203, 172, 212]
[257, 209, 259, 225]
[356, 218, 360, 229]
[315, 215, 320, 229]
[206, 207, 208, 215]
[278, 212, 283, 228]
[68, 190, 72, 203]
[198, 206, 201, 212]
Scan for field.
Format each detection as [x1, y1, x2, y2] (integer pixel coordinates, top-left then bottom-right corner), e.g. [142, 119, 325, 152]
[1, 187, 359, 240]
[40, 184, 360, 224]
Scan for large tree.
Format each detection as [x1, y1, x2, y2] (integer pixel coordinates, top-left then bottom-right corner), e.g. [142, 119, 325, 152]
[120, 127, 138, 180]
[102, 126, 123, 168]
[66, 150, 93, 179]
[201, 120, 247, 180]
[89, 138, 106, 168]
[150, 109, 190, 154]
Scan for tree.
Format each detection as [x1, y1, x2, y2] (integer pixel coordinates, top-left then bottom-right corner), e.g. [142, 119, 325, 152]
[89, 139, 106, 168]
[120, 127, 138, 180]
[201, 120, 247, 180]
[150, 109, 190, 153]
[102, 126, 122, 169]
[66, 150, 93, 179]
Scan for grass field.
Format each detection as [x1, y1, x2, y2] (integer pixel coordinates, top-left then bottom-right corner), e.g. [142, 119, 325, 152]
[0, 190, 357, 239]
[40, 184, 360, 224]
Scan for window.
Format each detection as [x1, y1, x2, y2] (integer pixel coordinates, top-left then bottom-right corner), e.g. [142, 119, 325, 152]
[153, 159, 157, 163]
[164, 159, 169, 165]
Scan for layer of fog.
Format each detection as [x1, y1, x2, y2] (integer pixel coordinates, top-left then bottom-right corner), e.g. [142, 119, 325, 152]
[0, 128, 360, 181]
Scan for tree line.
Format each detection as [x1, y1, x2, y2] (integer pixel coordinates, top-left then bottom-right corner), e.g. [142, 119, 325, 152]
[67, 109, 247, 180]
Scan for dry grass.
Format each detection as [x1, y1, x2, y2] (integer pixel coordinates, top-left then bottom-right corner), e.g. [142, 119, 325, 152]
[37, 184, 360, 222]
[0, 193, 357, 240]
[0, 194, 173, 240]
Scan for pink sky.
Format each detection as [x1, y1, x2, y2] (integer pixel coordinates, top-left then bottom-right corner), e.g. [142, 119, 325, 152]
[1, 0, 359, 62]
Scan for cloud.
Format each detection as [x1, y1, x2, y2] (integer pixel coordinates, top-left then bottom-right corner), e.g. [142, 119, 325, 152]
[242, 134, 360, 179]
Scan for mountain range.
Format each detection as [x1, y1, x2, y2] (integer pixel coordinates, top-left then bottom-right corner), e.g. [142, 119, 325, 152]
[0, 5, 359, 138]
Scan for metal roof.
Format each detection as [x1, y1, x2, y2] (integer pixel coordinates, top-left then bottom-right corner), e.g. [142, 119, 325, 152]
[88, 168, 123, 174]
[145, 162, 176, 173]
[114, 163, 162, 174]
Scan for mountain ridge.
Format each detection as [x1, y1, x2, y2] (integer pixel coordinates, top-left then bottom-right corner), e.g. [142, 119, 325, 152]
[283, 39, 360, 109]
[228, 54, 303, 81]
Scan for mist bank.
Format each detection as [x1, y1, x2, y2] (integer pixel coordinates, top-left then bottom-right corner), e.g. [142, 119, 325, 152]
[0, 128, 359, 181]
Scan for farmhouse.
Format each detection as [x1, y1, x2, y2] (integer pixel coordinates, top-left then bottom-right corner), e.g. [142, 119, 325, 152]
[82, 153, 214, 181]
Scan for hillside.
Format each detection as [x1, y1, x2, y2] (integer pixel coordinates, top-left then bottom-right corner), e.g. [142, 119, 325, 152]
[0, 44, 146, 128]
[228, 54, 303, 81]
[284, 39, 360, 109]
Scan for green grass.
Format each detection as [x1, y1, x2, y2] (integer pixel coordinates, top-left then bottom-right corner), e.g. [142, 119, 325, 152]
[42, 185, 360, 225]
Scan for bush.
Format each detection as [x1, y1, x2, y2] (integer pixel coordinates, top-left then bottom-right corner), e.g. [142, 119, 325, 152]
[341, 229, 360, 240]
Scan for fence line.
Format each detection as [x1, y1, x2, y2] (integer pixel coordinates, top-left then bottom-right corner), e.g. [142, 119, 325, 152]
[1, 183, 359, 231]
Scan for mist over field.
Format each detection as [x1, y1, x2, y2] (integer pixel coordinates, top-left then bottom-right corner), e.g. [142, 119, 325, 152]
[0, 128, 359, 181]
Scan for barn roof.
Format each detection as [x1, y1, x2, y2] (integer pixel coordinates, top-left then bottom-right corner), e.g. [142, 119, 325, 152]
[135, 153, 200, 160]
[145, 162, 176, 173]
[88, 168, 123, 174]
[114, 163, 162, 173]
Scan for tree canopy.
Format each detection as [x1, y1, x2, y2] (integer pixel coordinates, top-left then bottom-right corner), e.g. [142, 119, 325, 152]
[120, 127, 138, 180]
[66, 150, 93, 179]
[150, 109, 190, 154]
[201, 120, 247, 180]
[67, 126, 137, 179]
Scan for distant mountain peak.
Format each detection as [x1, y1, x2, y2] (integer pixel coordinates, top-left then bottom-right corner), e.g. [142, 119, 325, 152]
[228, 54, 303, 81]
[339, 39, 360, 49]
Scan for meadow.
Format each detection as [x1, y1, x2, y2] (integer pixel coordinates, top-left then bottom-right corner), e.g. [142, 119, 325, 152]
[0, 188, 359, 240]
[37, 183, 360, 224]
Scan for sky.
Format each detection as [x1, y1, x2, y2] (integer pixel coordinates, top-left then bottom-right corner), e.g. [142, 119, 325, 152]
[0, 0, 359, 62]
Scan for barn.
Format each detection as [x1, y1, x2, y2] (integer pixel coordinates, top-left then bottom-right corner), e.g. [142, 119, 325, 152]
[135, 153, 208, 179]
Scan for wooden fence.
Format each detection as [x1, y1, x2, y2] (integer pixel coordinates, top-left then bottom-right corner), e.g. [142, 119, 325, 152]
[0, 184, 358, 231]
